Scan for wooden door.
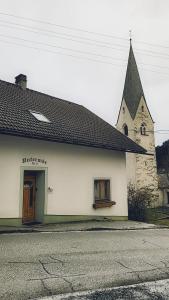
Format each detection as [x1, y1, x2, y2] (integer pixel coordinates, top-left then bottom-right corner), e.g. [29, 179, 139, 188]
[23, 176, 36, 223]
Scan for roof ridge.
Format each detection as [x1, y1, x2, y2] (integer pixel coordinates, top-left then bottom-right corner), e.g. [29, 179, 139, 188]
[0, 78, 82, 107]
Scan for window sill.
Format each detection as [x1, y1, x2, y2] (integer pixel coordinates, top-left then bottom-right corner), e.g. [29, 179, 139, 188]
[93, 200, 116, 209]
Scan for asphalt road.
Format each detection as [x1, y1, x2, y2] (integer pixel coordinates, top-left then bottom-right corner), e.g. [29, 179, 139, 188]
[1, 229, 169, 300]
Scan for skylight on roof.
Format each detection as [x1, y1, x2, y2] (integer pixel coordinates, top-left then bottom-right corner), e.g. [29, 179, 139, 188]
[29, 111, 50, 123]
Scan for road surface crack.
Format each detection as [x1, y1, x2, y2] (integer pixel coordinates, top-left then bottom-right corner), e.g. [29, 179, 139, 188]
[160, 260, 169, 268]
[115, 260, 142, 281]
[145, 261, 169, 276]
[49, 255, 65, 266]
[62, 277, 75, 292]
[39, 259, 53, 275]
[8, 261, 38, 264]
[143, 239, 162, 248]
[114, 260, 131, 270]
[41, 279, 52, 296]
[28, 273, 85, 281]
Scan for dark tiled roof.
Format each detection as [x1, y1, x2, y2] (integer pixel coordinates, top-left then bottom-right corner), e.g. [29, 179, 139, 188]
[0, 78, 146, 154]
[122, 44, 147, 119]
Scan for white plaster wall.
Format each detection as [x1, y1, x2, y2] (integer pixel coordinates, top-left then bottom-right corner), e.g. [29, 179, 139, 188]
[0, 134, 128, 218]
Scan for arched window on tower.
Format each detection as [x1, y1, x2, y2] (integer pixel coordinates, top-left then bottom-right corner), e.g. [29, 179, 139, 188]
[123, 124, 128, 136]
[140, 123, 146, 135]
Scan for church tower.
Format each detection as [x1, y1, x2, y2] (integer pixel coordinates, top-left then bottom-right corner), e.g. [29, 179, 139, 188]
[116, 42, 159, 198]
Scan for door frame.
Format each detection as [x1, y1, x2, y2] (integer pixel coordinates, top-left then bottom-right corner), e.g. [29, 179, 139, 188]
[20, 167, 48, 223]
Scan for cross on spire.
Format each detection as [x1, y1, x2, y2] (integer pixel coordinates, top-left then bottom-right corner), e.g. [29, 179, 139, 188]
[129, 30, 132, 44]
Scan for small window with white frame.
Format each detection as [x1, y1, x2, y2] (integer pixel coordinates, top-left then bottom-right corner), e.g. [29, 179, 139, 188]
[29, 110, 51, 123]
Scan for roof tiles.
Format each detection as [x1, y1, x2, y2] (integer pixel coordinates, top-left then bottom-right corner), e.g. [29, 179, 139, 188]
[0, 78, 146, 154]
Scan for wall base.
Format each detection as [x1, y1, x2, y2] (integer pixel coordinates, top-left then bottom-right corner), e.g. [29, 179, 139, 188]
[43, 215, 128, 224]
[0, 216, 128, 226]
[0, 218, 22, 226]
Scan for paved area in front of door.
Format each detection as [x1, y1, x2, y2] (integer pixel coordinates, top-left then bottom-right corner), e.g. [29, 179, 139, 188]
[0, 220, 160, 234]
[1, 228, 169, 299]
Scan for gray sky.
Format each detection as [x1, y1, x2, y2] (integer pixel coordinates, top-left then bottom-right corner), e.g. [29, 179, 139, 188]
[0, 0, 169, 145]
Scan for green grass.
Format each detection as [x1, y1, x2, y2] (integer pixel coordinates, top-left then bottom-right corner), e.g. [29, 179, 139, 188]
[146, 207, 169, 227]
[153, 219, 169, 226]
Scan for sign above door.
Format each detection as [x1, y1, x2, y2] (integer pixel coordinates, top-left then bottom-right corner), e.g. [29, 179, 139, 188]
[22, 157, 47, 165]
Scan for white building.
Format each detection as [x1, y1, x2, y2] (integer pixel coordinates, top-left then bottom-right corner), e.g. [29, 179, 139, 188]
[0, 74, 146, 226]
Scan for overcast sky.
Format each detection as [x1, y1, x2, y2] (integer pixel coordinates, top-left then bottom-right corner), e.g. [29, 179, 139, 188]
[0, 0, 169, 145]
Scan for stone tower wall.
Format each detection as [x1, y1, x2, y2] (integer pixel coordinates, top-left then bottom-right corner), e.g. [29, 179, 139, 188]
[116, 96, 160, 206]
[134, 98, 159, 196]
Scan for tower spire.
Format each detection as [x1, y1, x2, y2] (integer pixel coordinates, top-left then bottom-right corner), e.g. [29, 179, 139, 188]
[122, 40, 145, 119]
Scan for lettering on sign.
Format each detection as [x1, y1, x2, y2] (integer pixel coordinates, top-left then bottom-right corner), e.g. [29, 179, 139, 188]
[22, 157, 47, 165]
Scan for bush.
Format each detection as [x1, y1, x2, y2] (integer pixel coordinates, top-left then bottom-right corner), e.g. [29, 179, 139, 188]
[128, 184, 156, 222]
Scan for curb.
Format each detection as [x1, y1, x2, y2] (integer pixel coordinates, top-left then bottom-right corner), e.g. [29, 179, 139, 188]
[0, 225, 168, 234]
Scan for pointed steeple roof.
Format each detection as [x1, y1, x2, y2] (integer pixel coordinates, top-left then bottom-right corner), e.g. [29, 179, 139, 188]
[122, 42, 145, 119]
